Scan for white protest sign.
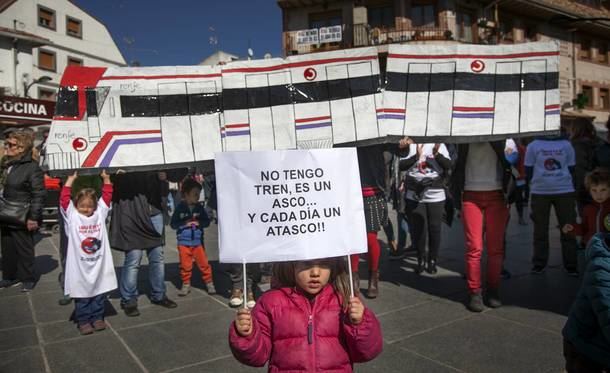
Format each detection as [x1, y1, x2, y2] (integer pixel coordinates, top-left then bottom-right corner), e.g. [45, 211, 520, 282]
[216, 148, 367, 263]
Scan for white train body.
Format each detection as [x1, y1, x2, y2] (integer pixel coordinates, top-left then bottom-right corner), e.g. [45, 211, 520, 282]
[45, 43, 559, 172]
[382, 42, 560, 138]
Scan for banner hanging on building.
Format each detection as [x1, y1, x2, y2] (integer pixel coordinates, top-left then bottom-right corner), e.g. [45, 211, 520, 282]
[215, 148, 367, 263]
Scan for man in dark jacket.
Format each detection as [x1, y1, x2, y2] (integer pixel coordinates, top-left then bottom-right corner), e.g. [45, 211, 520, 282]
[110, 171, 184, 316]
[0, 131, 45, 292]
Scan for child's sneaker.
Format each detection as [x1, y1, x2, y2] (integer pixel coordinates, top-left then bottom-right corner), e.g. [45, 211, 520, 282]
[206, 282, 216, 295]
[58, 294, 72, 306]
[78, 323, 94, 335]
[92, 320, 107, 331]
[246, 291, 256, 309]
[229, 288, 243, 307]
[178, 283, 191, 297]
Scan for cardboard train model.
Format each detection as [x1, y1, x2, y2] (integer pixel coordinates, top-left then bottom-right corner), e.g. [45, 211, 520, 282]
[45, 42, 560, 173]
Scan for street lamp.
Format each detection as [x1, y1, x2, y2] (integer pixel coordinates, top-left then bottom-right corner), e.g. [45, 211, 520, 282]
[23, 75, 52, 98]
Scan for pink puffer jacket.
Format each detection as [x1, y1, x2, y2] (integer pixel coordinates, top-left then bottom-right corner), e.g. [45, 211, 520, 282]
[229, 285, 383, 373]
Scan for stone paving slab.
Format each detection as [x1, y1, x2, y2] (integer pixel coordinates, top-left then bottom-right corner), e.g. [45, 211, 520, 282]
[0, 325, 39, 352]
[359, 343, 463, 373]
[44, 332, 144, 373]
[117, 310, 237, 373]
[0, 347, 47, 373]
[377, 299, 473, 344]
[397, 313, 565, 373]
[0, 295, 33, 328]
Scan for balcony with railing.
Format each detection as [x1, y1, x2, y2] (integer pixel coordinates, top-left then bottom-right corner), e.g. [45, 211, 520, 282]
[283, 23, 451, 55]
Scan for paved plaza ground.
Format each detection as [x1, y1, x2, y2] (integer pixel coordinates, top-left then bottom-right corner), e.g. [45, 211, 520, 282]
[0, 208, 578, 372]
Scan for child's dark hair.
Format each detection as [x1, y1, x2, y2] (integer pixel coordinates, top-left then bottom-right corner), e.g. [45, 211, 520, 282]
[74, 188, 98, 208]
[272, 257, 351, 308]
[585, 168, 610, 191]
[181, 178, 202, 195]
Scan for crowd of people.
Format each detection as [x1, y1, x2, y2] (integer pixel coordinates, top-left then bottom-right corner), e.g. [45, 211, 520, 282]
[0, 116, 608, 372]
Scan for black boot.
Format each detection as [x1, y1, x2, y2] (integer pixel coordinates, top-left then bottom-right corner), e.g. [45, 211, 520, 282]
[426, 258, 437, 274]
[367, 271, 379, 298]
[415, 257, 425, 274]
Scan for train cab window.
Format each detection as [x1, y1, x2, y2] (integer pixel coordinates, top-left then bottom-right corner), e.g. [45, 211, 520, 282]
[189, 93, 221, 114]
[120, 95, 160, 117]
[160, 94, 189, 116]
[55, 87, 79, 117]
[86, 90, 98, 117]
[85, 87, 110, 117]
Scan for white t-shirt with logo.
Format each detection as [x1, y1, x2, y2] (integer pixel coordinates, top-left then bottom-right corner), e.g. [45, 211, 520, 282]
[404, 143, 450, 203]
[61, 199, 117, 298]
[524, 139, 575, 195]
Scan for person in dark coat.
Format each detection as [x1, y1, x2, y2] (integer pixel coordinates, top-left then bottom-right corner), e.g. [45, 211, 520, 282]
[562, 233, 610, 372]
[568, 118, 598, 213]
[110, 170, 185, 317]
[349, 138, 409, 299]
[0, 130, 45, 292]
[592, 117, 610, 170]
[399, 141, 453, 275]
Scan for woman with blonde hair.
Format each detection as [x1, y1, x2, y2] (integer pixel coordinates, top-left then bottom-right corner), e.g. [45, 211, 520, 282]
[0, 130, 45, 292]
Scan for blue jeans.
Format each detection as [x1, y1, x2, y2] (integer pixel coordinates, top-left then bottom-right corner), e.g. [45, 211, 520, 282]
[74, 294, 106, 324]
[120, 214, 166, 305]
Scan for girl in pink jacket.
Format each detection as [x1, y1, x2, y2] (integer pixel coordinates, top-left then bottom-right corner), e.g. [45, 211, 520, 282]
[229, 257, 383, 372]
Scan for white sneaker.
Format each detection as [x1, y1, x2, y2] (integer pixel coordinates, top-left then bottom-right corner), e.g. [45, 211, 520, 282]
[246, 291, 256, 309]
[206, 282, 216, 295]
[178, 283, 191, 297]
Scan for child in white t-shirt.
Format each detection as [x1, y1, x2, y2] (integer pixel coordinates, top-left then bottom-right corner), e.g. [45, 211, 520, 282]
[60, 171, 117, 335]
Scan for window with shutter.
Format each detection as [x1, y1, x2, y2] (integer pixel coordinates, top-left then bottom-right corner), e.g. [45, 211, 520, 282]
[68, 57, 83, 66]
[598, 42, 608, 64]
[412, 1, 437, 28]
[66, 17, 82, 38]
[600, 88, 609, 111]
[38, 6, 55, 30]
[582, 85, 593, 108]
[580, 38, 591, 60]
[39, 50, 56, 71]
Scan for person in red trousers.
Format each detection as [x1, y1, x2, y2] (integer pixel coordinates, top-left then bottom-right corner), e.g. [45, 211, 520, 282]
[452, 141, 516, 312]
